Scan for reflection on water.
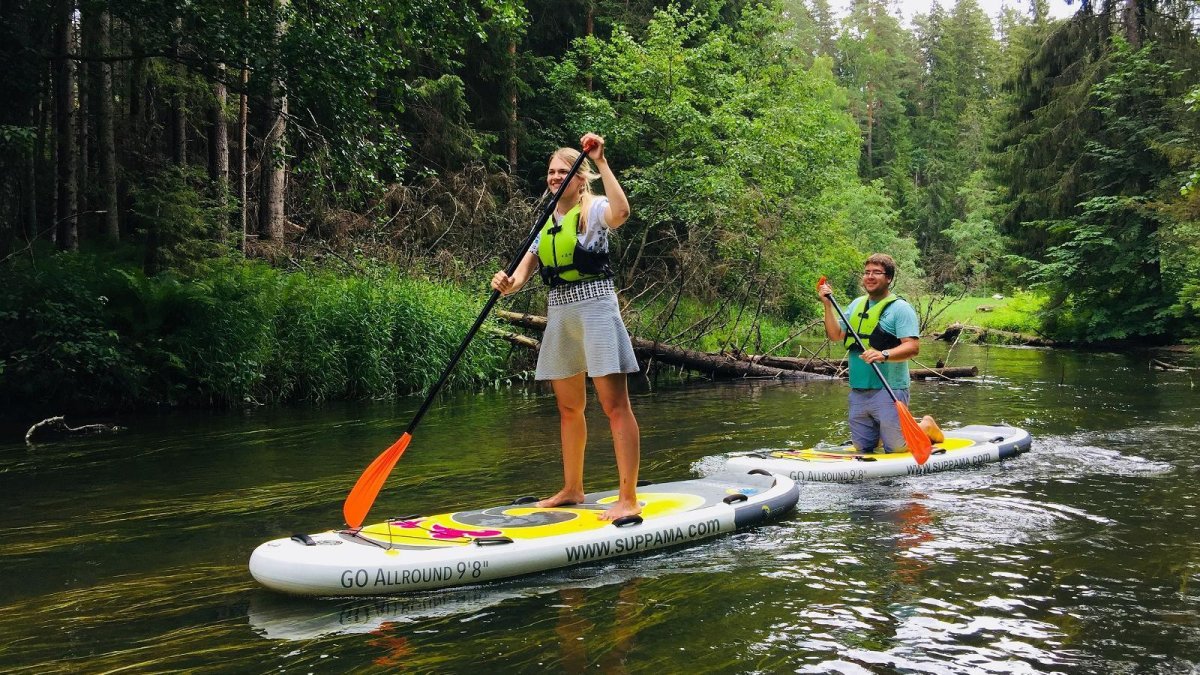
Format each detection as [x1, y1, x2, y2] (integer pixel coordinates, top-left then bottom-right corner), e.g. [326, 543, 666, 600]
[1, 344, 1199, 672]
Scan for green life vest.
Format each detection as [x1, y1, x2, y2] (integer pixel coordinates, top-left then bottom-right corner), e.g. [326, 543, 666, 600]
[843, 294, 903, 352]
[536, 204, 612, 287]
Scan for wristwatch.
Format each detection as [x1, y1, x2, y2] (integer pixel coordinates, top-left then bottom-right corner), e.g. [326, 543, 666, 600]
[881, 350, 890, 361]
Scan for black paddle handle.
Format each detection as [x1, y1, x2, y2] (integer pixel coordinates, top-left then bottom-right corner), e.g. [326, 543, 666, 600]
[405, 148, 592, 433]
[825, 291, 902, 404]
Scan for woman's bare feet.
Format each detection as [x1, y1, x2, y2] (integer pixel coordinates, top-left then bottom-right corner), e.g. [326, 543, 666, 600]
[599, 500, 642, 521]
[537, 489, 585, 509]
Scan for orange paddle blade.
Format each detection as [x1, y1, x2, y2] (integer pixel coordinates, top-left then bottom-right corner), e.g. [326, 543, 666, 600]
[895, 401, 931, 465]
[343, 432, 412, 528]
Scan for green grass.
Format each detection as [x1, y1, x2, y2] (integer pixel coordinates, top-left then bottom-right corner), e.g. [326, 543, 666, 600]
[919, 291, 1046, 335]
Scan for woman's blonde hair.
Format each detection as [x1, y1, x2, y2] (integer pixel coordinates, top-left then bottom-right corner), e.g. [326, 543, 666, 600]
[550, 147, 599, 195]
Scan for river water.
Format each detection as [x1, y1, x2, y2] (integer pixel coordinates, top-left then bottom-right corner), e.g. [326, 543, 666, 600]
[2, 343, 1198, 673]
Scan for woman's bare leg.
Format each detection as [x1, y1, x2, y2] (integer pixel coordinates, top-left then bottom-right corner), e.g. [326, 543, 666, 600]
[538, 372, 588, 507]
[593, 372, 641, 520]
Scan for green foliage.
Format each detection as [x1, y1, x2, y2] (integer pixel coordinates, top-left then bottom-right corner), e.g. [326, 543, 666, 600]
[547, 2, 901, 322]
[1157, 86, 1200, 325]
[0, 255, 142, 411]
[1014, 36, 1195, 342]
[398, 75, 495, 175]
[992, 0, 1200, 343]
[941, 170, 1010, 290]
[904, 0, 1003, 258]
[0, 124, 35, 151]
[0, 255, 507, 417]
[128, 166, 233, 273]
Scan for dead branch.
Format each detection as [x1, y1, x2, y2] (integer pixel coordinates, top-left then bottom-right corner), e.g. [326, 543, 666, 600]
[26, 416, 124, 445]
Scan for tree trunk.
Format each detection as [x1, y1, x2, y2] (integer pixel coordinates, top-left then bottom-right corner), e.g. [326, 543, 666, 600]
[865, 83, 874, 169]
[507, 41, 518, 174]
[94, 10, 119, 242]
[129, 53, 145, 155]
[54, 0, 78, 251]
[77, 17, 89, 235]
[629, 336, 825, 379]
[170, 19, 187, 166]
[38, 73, 53, 239]
[25, 100, 39, 242]
[742, 354, 843, 373]
[585, 3, 594, 92]
[258, 0, 288, 242]
[237, 60, 249, 250]
[1122, 0, 1140, 48]
[209, 64, 230, 243]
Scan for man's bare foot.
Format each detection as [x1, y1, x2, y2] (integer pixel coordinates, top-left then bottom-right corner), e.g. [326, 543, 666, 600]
[598, 500, 642, 521]
[537, 489, 585, 508]
[921, 415, 945, 444]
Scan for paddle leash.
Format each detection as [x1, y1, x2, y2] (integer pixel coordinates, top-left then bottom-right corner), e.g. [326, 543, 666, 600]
[342, 144, 595, 528]
[819, 276, 932, 465]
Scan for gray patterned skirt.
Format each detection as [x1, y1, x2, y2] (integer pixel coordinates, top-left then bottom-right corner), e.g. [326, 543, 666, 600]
[535, 284, 640, 381]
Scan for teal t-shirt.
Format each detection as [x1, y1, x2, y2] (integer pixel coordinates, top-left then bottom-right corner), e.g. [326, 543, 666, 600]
[839, 294, 919, 390]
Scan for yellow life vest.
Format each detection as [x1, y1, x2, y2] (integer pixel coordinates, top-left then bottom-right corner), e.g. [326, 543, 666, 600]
[843, 294, 902, 352]
[536, 204, 611, 287]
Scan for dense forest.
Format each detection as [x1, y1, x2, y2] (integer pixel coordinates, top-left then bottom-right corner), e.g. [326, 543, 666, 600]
[1, 0, 1198, 414]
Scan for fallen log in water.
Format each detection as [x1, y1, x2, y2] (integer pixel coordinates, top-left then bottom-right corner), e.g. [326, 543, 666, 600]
[740, 354, 977, 380]
[1151, 358, 1197, 372]
[911, 365, 979, 380]
[741, 354, 842, 374]
[496, 312, 979, 381]
[628, 336, 829, 380]
[494, 311, 829, 380]
[495, 311, 977, 381]
[934, 322, 1056, 347]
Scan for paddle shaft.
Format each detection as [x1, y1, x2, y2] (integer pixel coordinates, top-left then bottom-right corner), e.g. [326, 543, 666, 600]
[403, 148, 591, 434]
[824, 292, 905, 405]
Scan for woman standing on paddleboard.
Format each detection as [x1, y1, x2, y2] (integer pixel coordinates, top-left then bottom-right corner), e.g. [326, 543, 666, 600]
[491, 133, 642, 520]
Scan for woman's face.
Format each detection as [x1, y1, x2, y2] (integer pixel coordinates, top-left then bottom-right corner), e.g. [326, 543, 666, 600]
[547, 156, 583, 198]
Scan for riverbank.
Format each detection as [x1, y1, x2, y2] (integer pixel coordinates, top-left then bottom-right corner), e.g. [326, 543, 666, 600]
[0, 254, 507, 420]
[5, 252, 1187, 424]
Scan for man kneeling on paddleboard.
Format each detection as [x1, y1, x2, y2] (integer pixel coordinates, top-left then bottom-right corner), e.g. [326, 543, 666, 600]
[818, 253, 943, 453]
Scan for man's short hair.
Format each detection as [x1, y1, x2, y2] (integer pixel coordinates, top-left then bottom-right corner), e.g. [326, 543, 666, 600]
[865, 253, 896, 279]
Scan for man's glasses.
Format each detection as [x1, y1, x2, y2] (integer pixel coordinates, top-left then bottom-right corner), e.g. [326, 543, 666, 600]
[862, 271, 888, 277]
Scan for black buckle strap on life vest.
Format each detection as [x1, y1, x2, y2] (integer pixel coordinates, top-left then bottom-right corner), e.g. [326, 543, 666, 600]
[538, 245, 614, 288]
[848, 296, 903, 352]
[538, 264, 578, 287]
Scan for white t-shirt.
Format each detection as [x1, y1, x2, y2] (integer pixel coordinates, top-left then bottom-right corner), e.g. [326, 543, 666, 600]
[529, 196, 611, 255]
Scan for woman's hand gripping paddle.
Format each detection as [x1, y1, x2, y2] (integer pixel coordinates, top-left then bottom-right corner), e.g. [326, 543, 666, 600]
[819, 276, 932, 465]
[342, 143, 596, 529]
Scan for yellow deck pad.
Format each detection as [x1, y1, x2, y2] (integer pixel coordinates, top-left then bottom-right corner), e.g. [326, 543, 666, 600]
[768, 436, 975, 462]
[357, 492, 707, 548]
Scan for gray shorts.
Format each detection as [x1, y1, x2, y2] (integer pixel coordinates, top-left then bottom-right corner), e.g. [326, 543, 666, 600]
[849, 387, 910, 452]
[535, 293, 640, 381]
